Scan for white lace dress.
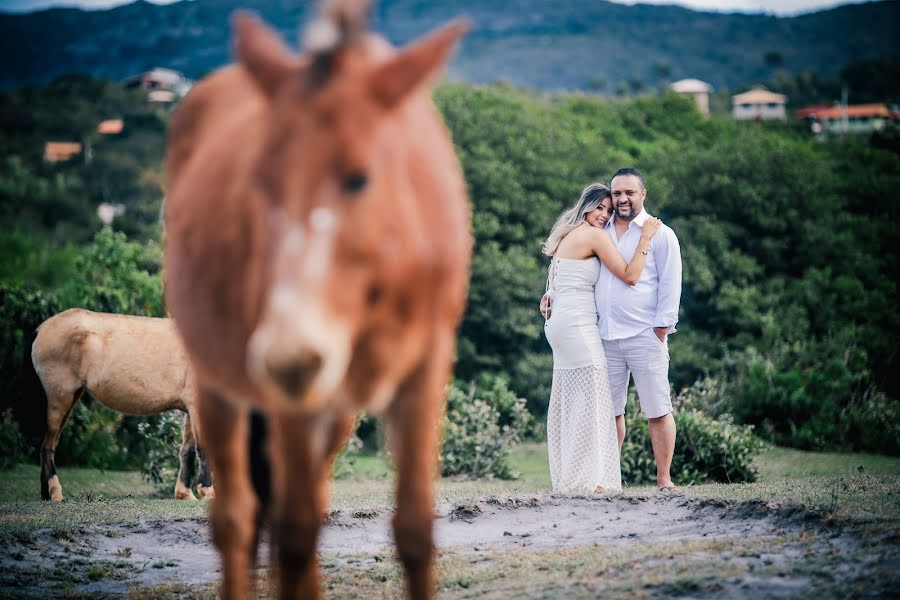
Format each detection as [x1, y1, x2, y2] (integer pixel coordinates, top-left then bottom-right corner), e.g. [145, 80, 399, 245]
[543, 257, 622, 493]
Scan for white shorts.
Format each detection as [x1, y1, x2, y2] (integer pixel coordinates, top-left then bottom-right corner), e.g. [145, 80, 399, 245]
[602, 328, 672, 419]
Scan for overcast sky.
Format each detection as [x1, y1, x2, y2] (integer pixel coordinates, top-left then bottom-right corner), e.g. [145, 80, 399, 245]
[0, 0, 876, 15]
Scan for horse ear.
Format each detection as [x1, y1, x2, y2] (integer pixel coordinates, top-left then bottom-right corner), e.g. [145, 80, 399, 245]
[232, 11, 297, 98]
[368, 18, 470, 110]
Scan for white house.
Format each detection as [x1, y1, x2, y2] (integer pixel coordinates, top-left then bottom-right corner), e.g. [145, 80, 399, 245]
[670, 78, 713, 115]
[122, 67, 193, 98]
[732, 87, 787, 120]
[796, 103, 897, 136]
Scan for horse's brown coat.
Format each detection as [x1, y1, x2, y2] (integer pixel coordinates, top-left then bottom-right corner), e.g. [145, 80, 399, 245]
[31, 308, 211, 500]
[163, 3, 471, 599]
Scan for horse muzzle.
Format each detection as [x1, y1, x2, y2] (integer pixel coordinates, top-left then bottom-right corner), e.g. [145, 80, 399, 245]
[246, 313, 351, 411]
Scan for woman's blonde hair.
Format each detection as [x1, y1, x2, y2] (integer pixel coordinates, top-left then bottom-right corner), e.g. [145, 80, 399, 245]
[542, 182, 611, 256]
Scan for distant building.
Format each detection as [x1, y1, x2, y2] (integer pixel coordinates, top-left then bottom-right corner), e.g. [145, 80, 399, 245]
[43, 141, 82, 162]
[795, 103, 897, 136]
[122, 67, 192, 98]
[147, 90, 177, 105]
[97, 118, 124, 134]
[732, 87, 787, 120]
[97, 202, 126, 225]
[670, 78, 713, 115]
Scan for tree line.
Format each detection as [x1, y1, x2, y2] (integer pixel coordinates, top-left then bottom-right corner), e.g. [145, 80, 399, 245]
[1, 76, 897, 467]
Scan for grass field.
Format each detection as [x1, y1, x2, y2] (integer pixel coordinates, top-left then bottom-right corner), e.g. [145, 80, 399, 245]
[2, 443, 898, 535]
[1, 444, 898, 598]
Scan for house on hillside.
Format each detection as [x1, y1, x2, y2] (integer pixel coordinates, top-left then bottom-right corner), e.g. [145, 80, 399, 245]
[732, 87, 787, 120]
[97, 118, 124, 134]
[43, 141, 82, 162]
[670, 78, 713, 115]
[97, 202, 126, 225]
[147, 90, 177, 105]
[795, 103, 898, 136]
[122, 67, 192, 98]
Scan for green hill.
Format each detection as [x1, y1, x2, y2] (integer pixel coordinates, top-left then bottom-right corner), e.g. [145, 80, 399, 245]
[1, 0, 899, 94]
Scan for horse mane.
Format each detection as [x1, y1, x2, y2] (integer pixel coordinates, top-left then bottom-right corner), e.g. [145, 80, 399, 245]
[304, 0, 373, 86]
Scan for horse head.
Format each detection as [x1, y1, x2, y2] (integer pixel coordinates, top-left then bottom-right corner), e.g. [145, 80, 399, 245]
[234, 7, 469, 411]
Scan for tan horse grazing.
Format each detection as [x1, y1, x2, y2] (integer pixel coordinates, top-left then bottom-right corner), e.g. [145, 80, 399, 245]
[163, 1, 471, 598]
[28, 308, 212, 501]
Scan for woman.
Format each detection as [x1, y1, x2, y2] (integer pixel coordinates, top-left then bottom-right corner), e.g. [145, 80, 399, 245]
[542, 182, 661, 493]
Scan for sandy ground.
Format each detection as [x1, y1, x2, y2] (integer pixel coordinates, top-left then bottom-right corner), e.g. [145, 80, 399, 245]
[1, 493, 896, 597]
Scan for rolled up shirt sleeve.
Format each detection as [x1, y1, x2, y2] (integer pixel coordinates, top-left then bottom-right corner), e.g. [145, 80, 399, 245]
[653, 227, 682, 332]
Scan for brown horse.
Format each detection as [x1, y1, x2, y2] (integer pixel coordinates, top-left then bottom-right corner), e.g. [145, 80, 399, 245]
[163, 1, 471, 598]
[29, 308, 212, 501]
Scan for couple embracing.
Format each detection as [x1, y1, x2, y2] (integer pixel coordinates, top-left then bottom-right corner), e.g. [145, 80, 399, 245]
[541, 167, 682, 494]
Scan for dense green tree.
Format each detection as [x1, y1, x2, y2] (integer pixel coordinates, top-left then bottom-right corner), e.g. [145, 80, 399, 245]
[2, 77, 898, 457]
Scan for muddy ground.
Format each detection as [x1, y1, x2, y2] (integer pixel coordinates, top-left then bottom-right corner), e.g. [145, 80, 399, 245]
[1, 493, 897, 598]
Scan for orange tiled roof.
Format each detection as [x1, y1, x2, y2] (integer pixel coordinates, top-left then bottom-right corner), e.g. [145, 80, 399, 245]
[796, 103, 892, 120]
[43, 141, 82, 162]
[97, 118, 124, 134]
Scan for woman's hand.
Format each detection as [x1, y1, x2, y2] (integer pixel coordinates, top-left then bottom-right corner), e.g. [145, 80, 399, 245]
[641, 217, 663, 240]
[540, 293, 552, 319]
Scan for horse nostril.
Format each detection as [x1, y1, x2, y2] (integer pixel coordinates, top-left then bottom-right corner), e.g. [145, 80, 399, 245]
[265, 351, 323, 399]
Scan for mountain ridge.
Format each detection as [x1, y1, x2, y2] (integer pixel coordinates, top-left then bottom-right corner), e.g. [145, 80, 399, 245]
[1, 0, 898, 92]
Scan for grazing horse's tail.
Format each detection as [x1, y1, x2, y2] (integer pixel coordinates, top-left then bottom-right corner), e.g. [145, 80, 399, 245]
[13, 329, 47, 450]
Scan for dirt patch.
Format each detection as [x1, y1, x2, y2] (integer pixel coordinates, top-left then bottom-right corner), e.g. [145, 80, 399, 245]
[0, 493, 895, 597]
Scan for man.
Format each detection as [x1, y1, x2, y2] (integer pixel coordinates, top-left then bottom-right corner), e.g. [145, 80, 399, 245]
[598, 167, 681, 491]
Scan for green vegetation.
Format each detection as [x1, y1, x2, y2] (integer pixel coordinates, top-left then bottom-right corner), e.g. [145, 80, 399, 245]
[442, 376, 533, 479]
[2, 443, 898, 536]
[1, 71, 898, 492]
[2, 445, 898, 600]
[435, 83, 899, 455]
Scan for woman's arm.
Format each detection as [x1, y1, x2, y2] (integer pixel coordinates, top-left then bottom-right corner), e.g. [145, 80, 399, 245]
[591, 218, 662, 285]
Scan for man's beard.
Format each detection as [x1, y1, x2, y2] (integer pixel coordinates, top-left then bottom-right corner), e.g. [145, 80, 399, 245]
[616, 202, 636, 221]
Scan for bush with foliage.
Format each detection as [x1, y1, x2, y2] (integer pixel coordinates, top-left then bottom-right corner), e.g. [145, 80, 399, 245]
[0, 409, 27, 470]
[620, 383, 764, 485]
[55, 226, 164, 317]
[4, 75, 900, 471]
[441, 375, 532, 479]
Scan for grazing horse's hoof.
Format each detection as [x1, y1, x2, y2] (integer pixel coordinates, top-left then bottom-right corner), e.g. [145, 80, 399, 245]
[174, 480, 198, 500]
[197, 484, 215, 500]
[48, 475, 63, 501]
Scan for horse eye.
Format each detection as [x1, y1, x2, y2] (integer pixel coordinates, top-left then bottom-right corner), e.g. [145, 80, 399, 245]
[342, 172, 368, 196]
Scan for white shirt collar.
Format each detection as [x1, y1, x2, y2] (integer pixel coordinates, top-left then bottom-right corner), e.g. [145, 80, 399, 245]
[606, 208, 650, 230]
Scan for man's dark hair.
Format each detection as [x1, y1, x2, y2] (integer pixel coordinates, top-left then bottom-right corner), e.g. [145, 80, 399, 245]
[610, 167, 645, 189]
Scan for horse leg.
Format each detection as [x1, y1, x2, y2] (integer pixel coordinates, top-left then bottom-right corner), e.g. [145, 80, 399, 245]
[187, 403, 215, 500]
[40, 386, 82, 501]
[175, 411, 198, 500]
[196, 388, 259, 600]
[197, 445, 215, 500]
[269, 411, 352, 599]
[385, 337, 454, 600]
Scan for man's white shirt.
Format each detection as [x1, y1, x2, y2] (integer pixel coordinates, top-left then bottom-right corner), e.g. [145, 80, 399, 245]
[594, 209, 682, 341]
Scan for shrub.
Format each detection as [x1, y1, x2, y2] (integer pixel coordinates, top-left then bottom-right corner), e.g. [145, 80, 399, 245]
[53, 398, 185, 493]
[0, 283, 62, 450]
[441, 375, 532, 479]
[727, 340, 899, 454]
[0, 409, 27, 469]
[56, 226, 164, 317]
[124, 411, 184, 490]
[620, 384, 764, 486]
[0, 283, 62, 392]
[845, 390, 900, 456]
[56, 400, 125, 469]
